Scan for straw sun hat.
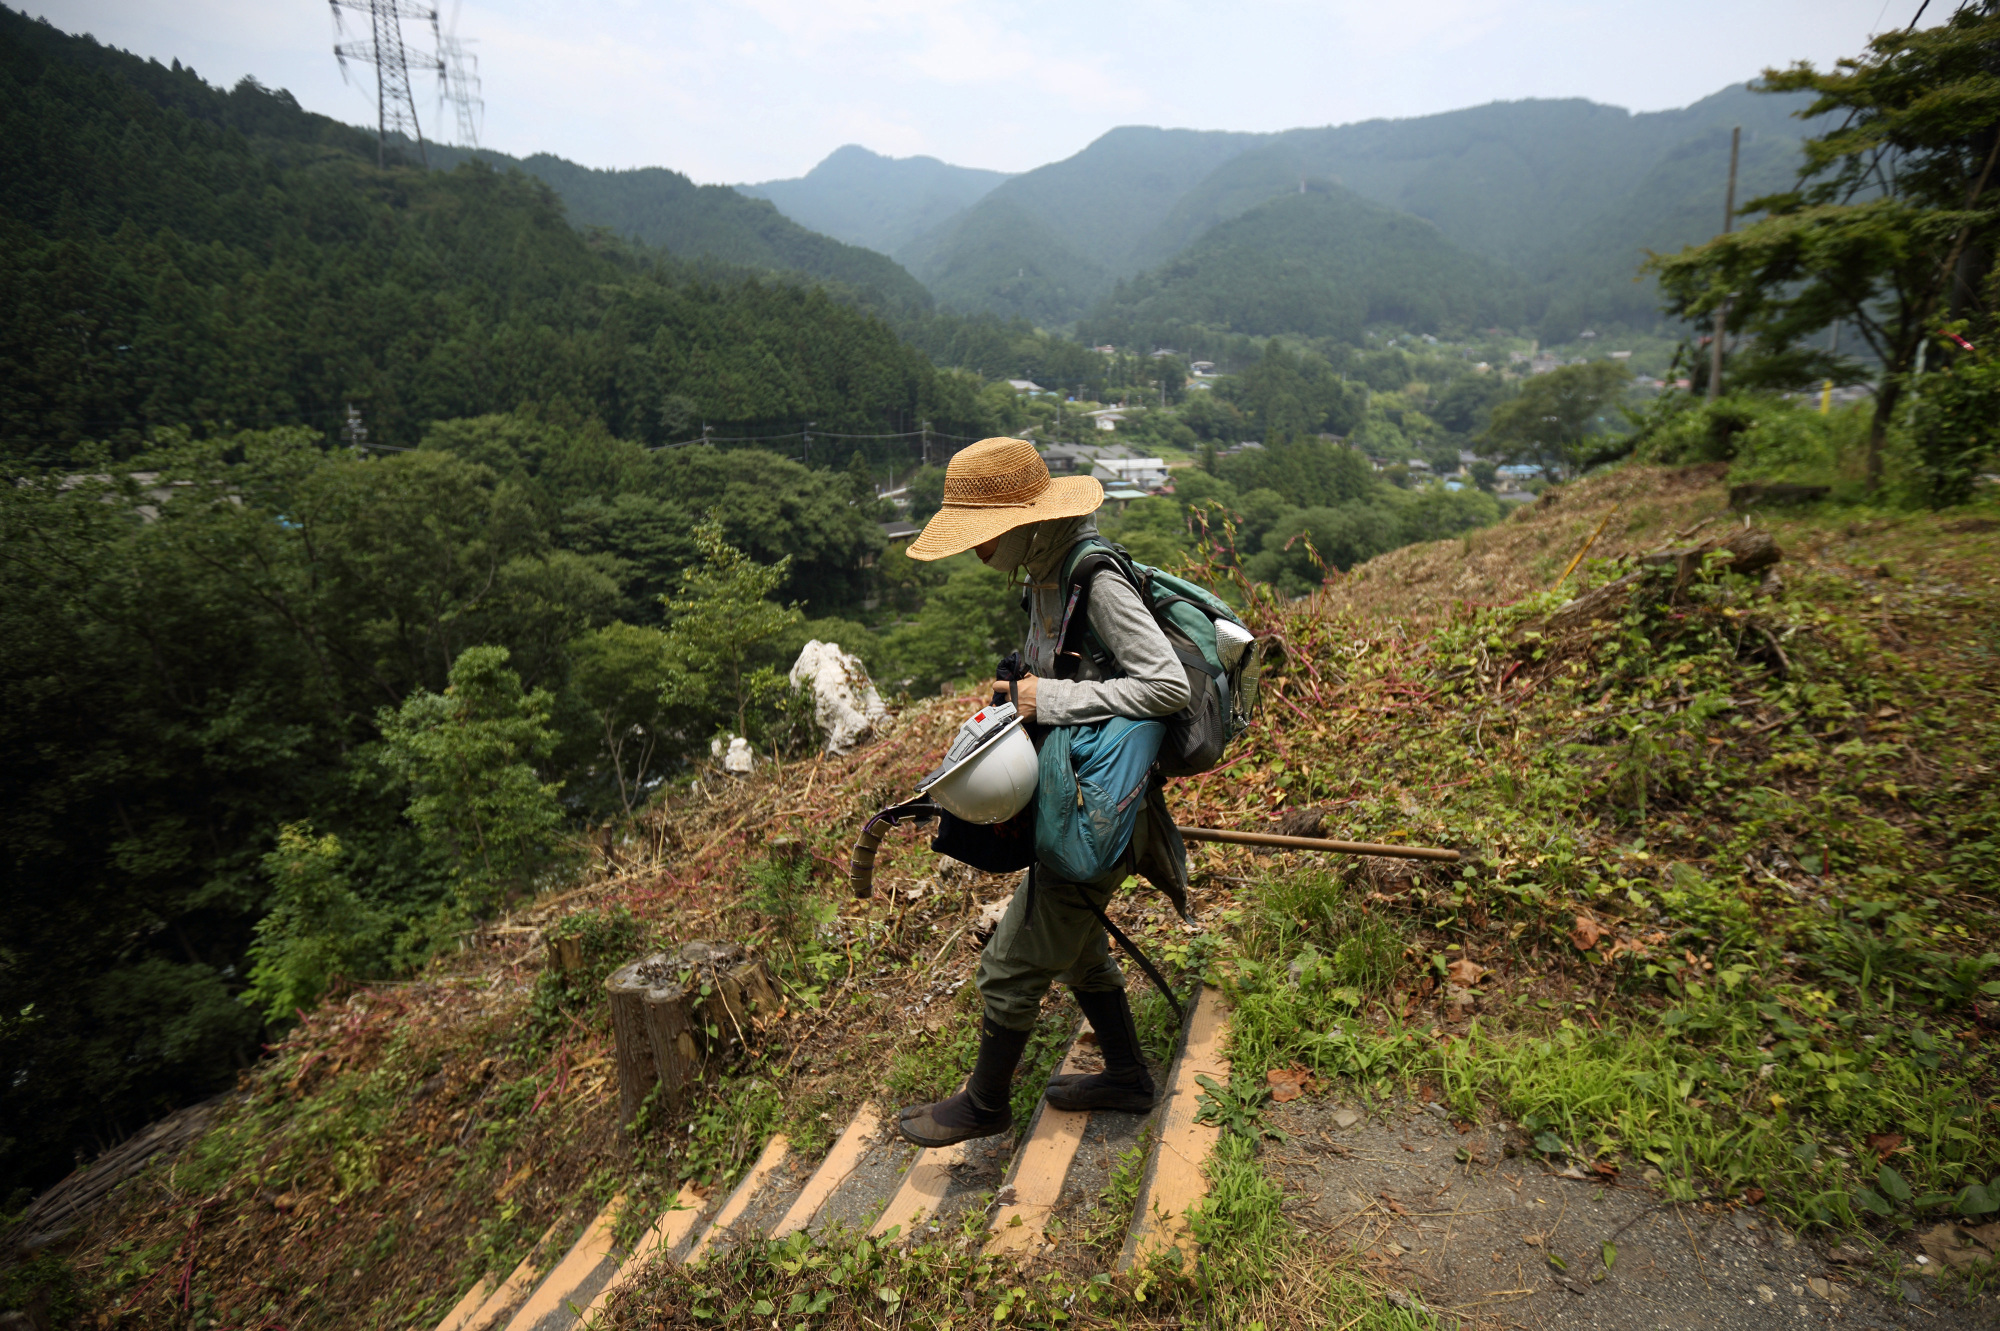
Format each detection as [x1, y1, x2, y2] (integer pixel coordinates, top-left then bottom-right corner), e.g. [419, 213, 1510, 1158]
[905, 437, 1104, 561]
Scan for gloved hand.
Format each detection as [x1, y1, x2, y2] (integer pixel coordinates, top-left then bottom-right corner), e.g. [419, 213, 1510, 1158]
[989, 674, 1038, 720]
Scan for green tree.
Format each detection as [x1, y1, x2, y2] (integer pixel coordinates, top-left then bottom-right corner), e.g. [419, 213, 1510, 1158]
[378, 646, 566, 914]
[1647, 5, 2000, 491]
[660, 519, 803, 740]
[905, 465, 947, 523]
[243, 825, 388, 1022]
[1100, 495, 1198, 568]
[874, 560, 1022, 696]
[1484, 362, 1632, 477]
[566, 622, 675, 815]
[1217, 436, 1374, 507]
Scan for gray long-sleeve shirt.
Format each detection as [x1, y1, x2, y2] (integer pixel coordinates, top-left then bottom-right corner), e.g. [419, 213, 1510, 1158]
[1013, 523, 1190, 725]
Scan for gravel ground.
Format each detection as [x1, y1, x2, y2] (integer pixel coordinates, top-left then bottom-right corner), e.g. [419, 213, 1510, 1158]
[1262, 1095, 1998, 1330]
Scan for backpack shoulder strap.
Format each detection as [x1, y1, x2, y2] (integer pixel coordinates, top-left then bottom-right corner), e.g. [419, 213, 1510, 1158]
[1060, 541, 1220, 683]
[1056, 539, 1140, 666]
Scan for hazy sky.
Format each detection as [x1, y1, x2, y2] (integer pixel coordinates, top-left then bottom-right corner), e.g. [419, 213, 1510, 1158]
[35, 0, 1912, 183]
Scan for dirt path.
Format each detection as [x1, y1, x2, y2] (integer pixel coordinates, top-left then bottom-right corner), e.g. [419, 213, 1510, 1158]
[1263, 1096, 1996, 1330]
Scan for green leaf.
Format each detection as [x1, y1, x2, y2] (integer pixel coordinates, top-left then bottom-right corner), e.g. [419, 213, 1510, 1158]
[1548, 1253, 1568, 1271]
[1534, 1131, 1565, 1157]
[1602, 1241, 1617, 1270]
[1854, 1187, 1894, 1217]
[1913, 1193, 1955, 1210]
[1877, 1165, 1912, 1203]
[752, 1299, 776, 1317]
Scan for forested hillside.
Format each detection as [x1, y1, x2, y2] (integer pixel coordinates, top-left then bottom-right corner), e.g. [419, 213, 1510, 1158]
[1141, 84, 1812, 338]
[0, 4, 1013, 1197]
[835, 86, 1813, 336]
[0, 7, 976, 467]
[895, 127, 1261, 323]
[1082, 182, 1525, 348]
[738, 144, 1010, 257]
[418, 140, 935, 316]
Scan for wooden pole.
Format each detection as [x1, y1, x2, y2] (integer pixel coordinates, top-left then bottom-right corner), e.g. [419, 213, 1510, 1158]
[1707, 126, 1741, 402]
[1175, 825, 1460, 863]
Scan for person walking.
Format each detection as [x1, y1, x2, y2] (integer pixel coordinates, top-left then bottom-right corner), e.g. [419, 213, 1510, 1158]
[895, 437, 1191, 1149]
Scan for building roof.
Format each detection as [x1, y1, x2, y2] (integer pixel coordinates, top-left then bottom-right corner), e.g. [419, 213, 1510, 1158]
[1006, 379, 1043, 393]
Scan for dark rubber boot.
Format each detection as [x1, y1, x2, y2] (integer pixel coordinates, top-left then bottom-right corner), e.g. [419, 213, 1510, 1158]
[1045, 988, 1156, 1114]
[896, 1017, 1029, 1148]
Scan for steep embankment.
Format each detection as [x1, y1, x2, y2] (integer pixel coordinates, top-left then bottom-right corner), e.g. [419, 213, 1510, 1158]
[15, 466, 2000, 1328]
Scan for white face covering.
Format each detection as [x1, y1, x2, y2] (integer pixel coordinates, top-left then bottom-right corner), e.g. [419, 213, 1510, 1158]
[978, 514, 1099, 580]
[979, 524, 1037, 575]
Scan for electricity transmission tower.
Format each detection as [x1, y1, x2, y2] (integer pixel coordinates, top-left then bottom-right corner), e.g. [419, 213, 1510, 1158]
[330, 0, 445, 167]
[435, 0, 483, 149]
[437, 33, 482, 148]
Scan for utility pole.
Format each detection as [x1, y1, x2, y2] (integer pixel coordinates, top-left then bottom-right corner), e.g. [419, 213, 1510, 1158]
[1707, 125, 1741, 402]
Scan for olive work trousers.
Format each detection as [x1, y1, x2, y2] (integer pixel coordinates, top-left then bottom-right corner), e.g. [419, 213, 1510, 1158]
[972, 809, 1142, 1032]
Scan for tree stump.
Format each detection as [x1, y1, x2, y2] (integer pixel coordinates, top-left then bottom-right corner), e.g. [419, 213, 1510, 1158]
[1543, 528, 1783, 633]
[550, 935, 584, 975]
[604, 953, 670, 1128]
[607, 942, 781, 1128]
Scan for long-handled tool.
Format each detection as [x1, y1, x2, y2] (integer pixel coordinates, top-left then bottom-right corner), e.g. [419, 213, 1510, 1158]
[849, 812, 1460, 901]
[1174, 826, 1461, 863]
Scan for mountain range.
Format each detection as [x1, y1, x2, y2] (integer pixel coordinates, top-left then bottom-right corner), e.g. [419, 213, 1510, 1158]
[349, 84, 1817, 346]
[737, 85, 1819, 340]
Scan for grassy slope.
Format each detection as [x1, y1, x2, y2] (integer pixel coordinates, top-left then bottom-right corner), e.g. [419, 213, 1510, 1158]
[30, 466, 2000, 1328]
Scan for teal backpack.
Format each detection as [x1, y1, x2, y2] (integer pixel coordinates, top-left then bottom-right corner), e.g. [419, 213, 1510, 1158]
[1053, 539, 1264, 779]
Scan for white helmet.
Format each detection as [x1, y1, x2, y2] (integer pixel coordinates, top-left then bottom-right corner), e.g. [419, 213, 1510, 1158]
[918, 702, 1038, 823]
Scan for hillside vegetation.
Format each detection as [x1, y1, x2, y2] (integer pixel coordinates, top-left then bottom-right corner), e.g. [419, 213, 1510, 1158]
[896, 126, 1261, 324]
[798, 87, 1813, 338]
[0, 7, 973, 465]
[1084, 182, 1526, 350]
[419, 141, 935, 316]
[19, 462, 1998, 1328]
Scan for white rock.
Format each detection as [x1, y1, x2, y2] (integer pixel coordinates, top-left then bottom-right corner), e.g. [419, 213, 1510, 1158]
[788, 640, 889, 755]
[722, 735, 755, 774]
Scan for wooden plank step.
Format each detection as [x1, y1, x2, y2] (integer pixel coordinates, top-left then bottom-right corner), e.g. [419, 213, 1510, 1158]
[769, 1102, 884, 1241]
[1117, 985, 1230, 1273]
[868, 1137, 974, 1242]
[501, 1194, 625, 1331]
[984, 1024, 1092, 1258]
[433, 1276, 496, 1331]
[438, 1216, 566, 1331]
[573, 1185, 703, 1324]
[682, 1133, 791, 1265]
